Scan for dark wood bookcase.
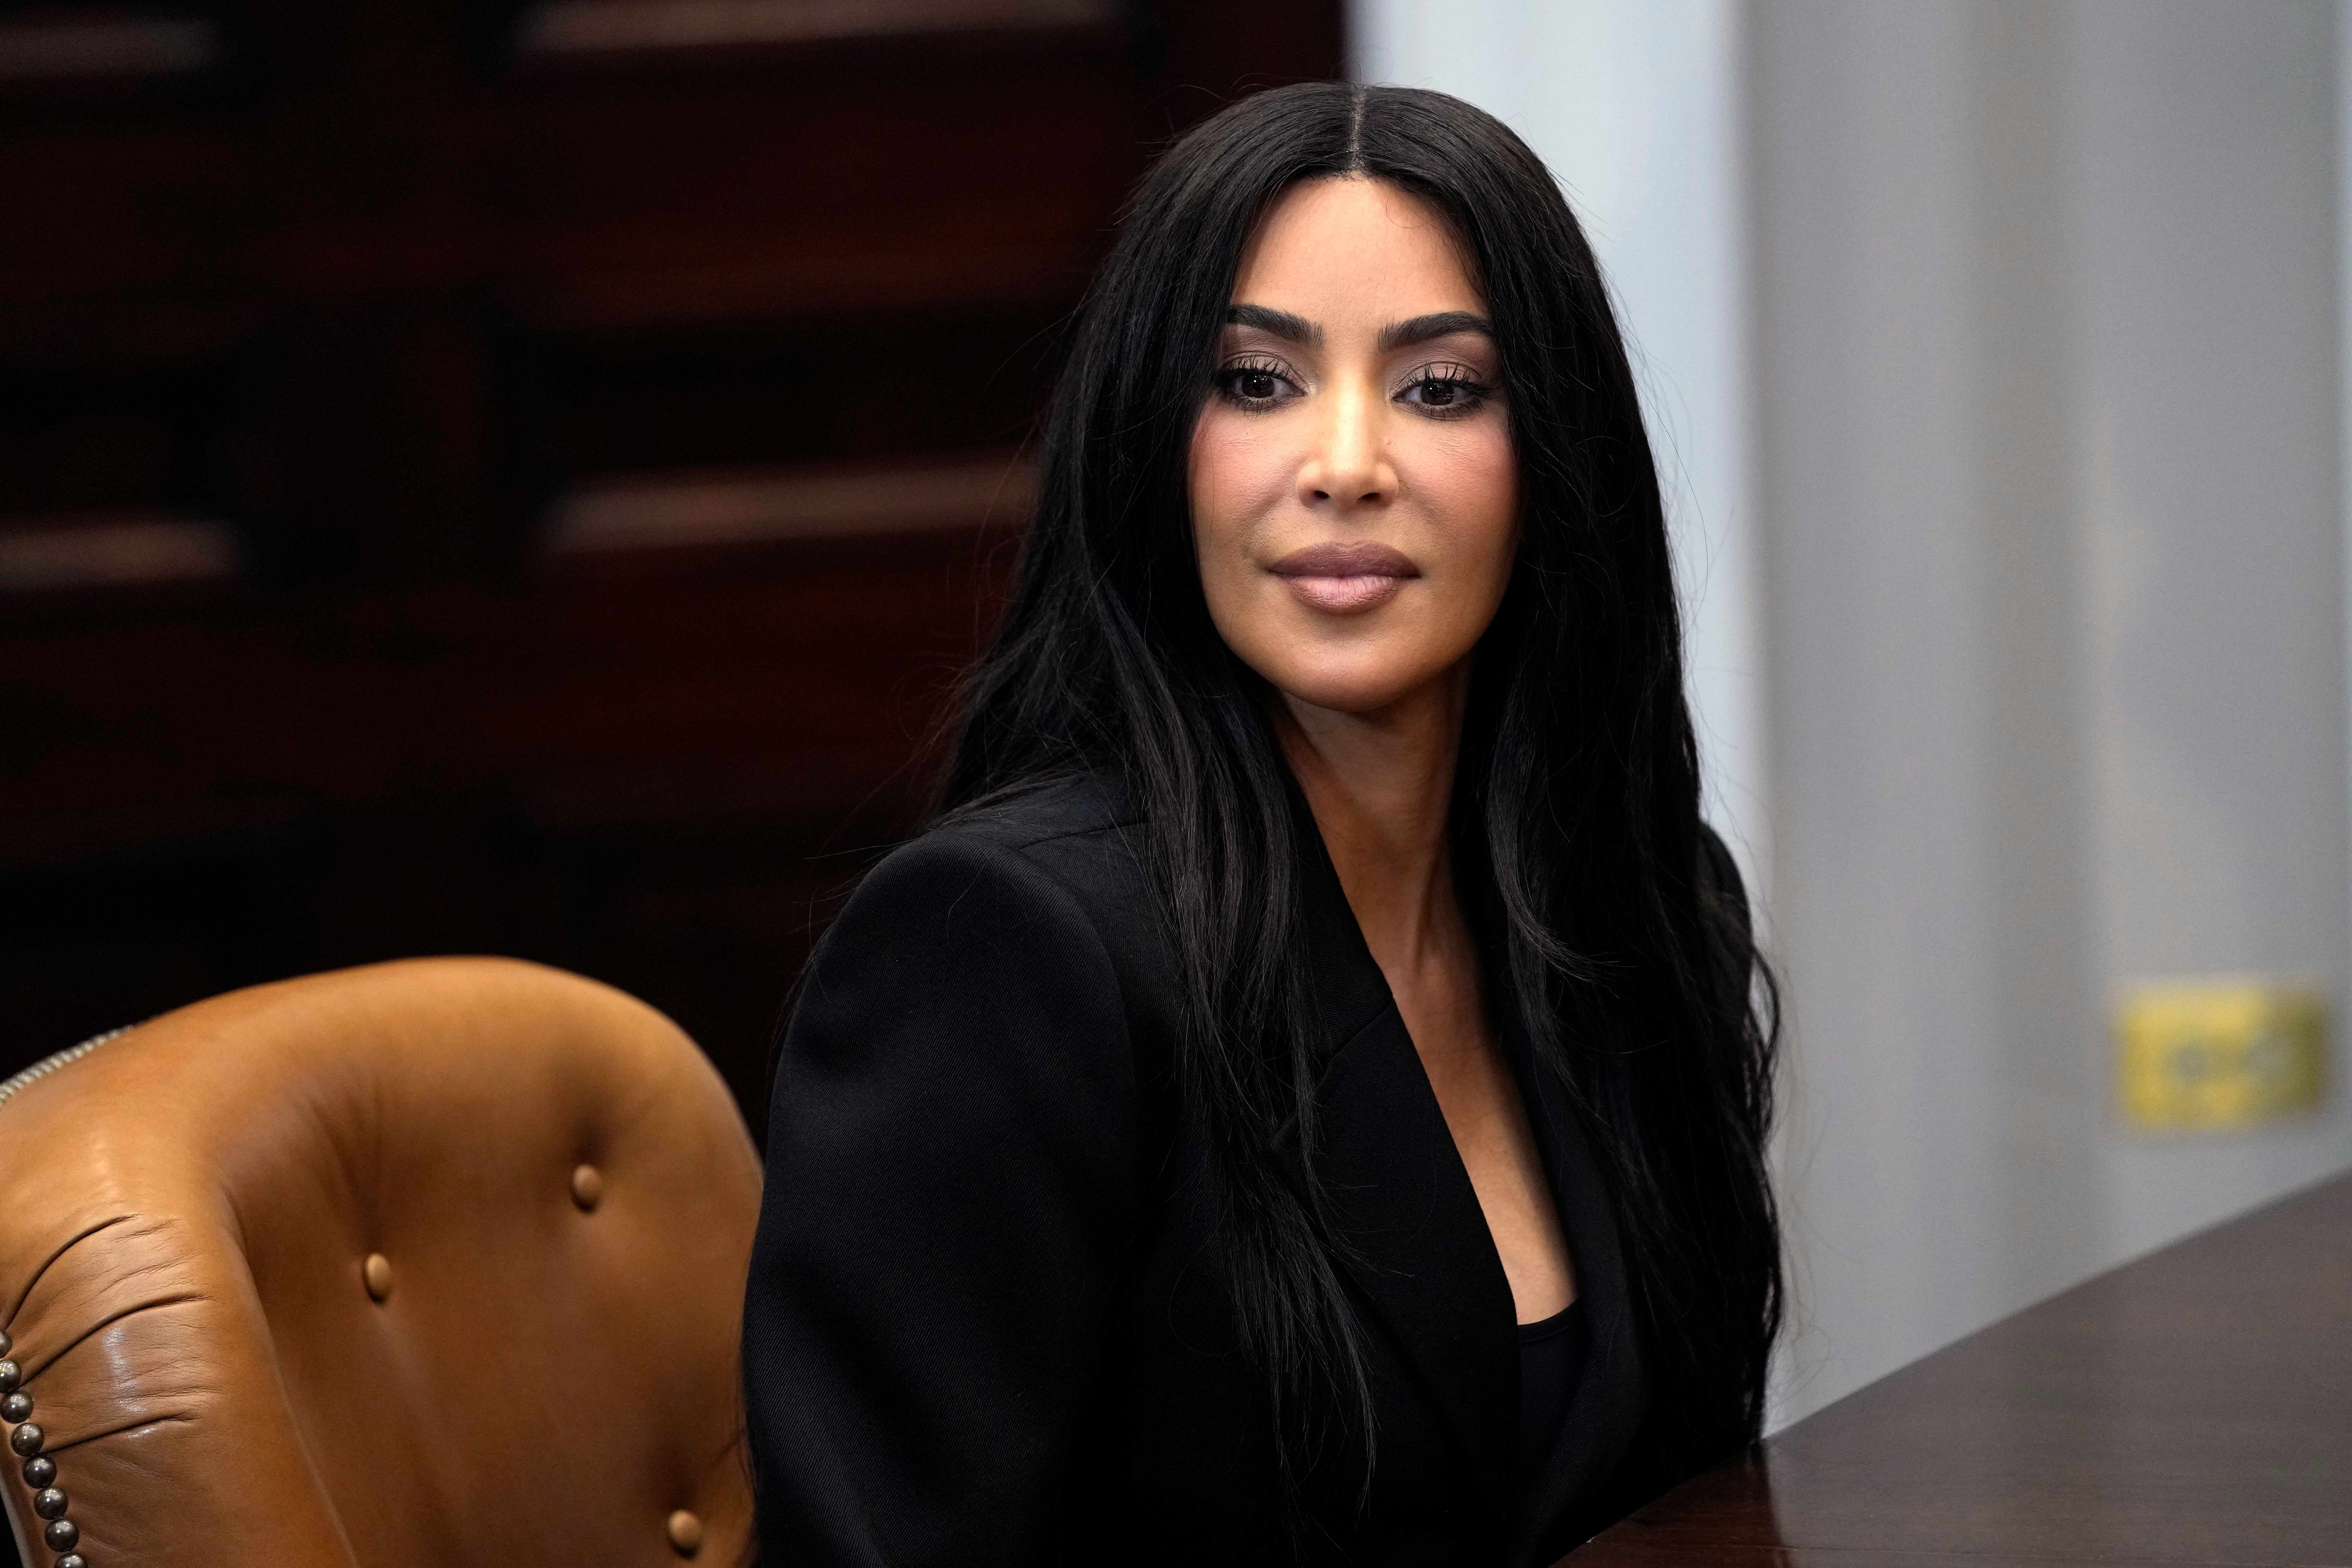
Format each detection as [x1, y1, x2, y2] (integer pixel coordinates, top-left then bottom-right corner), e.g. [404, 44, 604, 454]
[0, 0, 1344, 1143]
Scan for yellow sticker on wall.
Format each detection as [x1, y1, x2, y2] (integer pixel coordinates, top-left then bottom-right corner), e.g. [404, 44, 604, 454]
[2116, 979, 2327, 1130]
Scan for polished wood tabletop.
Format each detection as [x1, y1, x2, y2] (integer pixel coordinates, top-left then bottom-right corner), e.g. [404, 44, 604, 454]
[1569, 1169, 2352, 1566]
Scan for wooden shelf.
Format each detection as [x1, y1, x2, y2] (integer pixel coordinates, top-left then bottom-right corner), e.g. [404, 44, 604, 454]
[0, 512, 237, 592]
[542, 452, 1034, 555]
[0, 11, 220, 85]
[514, 0, 1116, 63]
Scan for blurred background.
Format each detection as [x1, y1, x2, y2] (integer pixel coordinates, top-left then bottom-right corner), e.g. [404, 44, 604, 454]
[5, 0, 2348, 1456]
[0, 0, 1343, 1130]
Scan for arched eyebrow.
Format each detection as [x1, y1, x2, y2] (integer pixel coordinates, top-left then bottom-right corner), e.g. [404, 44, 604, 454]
[1224, 304, 1320, 346]
[1379, 311, 1494, 352]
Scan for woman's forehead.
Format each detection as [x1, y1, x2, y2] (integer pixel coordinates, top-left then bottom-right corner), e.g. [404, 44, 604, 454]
[1231, 177, 1485, 330]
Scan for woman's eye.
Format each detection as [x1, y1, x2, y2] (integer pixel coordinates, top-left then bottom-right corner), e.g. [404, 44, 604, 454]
[1401, 371, 1491, 414]
[1215, 361, 1297, 408]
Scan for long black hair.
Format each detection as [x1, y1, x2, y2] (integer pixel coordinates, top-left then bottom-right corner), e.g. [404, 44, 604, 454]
[938, 81, 1780, 1503]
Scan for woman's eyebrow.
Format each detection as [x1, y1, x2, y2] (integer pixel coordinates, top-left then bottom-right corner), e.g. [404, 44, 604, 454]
[1224, 303, 1320, 346]
[1378, 311, 1494, 351]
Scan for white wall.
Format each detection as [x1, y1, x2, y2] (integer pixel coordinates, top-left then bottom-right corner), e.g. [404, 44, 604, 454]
[1750, 0, 2096, 1423]
[1756, 0, 2351, 1424]
[1357, 0, 2352, 1430]
[2077, 1, 2349, 1260]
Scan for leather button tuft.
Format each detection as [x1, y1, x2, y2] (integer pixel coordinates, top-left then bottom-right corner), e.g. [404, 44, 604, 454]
[362, 1253, 394, 1302]
[571, 1163, 604, 1212]
[666, 1509, 704, 1557]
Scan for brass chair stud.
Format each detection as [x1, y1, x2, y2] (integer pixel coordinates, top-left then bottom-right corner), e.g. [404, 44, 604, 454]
[667, 1508, 704, 1557]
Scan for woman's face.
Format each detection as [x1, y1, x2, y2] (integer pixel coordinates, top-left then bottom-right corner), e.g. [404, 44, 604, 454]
[1189, 176, 1518, 719]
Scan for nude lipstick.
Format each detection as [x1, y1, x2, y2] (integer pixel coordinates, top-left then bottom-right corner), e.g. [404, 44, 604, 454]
[1269, 541, 1419, 613]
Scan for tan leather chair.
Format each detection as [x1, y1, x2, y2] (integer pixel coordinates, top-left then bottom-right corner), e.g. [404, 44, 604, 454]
[0, 958, 761, 1567]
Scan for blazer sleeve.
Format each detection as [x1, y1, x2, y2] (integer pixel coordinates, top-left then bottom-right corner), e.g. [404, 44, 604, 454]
[742, 830, 1139, 1568]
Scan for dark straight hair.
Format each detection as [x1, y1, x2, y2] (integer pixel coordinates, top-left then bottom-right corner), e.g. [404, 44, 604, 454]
[938, 82, 1781, 1505]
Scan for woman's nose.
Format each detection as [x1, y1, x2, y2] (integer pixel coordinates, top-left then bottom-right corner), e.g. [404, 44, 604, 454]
[1297, 380, 1396, 509]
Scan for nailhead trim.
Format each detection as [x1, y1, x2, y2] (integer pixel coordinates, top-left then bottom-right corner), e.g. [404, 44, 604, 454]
[0, 1028, 136, 1559]
[0, 1380, 83, 1567]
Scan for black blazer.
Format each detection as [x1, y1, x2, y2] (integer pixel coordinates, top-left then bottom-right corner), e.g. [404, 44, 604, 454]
[743, 775, 1665, 1567]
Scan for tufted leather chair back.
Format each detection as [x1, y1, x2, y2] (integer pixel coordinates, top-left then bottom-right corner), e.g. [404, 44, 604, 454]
[0, 958, 761, 1568]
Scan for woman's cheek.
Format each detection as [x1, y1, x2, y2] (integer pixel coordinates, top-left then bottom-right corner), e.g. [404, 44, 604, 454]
[1188, 411, 1287, 596]
[1398, 423, 1519, 603]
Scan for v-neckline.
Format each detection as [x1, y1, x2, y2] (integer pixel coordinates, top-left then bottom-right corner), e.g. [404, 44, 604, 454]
[1281, 787, 1650, 1559]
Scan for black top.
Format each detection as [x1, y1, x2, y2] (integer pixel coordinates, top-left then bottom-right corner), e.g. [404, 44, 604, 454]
[742, 773, 1685, 1566]
[1516, 1303, 1592, 1543]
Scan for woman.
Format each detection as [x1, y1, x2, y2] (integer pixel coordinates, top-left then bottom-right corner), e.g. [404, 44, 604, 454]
[742, 83, 1780, 1567]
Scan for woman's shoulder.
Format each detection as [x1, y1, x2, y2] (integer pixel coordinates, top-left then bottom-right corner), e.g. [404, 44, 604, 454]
[849, 771, 1177, 1023]
[883, 771, 1150, 911]
[929, 769, 1142, 849]
[793, 775, 1143, 1033]
[783, 772, 1176, 1096]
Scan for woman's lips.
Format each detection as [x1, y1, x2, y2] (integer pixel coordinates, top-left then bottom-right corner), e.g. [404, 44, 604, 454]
[1269, 541, 1420, 614]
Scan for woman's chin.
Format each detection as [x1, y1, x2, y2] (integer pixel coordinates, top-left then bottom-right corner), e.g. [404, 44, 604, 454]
[1267, 665, 1449, 720]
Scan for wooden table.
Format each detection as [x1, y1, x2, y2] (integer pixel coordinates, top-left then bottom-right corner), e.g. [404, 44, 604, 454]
[1569, 1170, 2352, 1566]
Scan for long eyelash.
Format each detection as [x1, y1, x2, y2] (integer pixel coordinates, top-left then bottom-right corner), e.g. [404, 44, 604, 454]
[1403, 360, 1493, 394]
[1400, 362, 1497, 416]
[1211, 355, 1299, 409]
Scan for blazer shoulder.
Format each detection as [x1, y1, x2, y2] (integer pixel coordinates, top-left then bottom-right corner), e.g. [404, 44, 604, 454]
[830, 772, 1152, 959]
[914, 773, 1151, 910]
[895, 773, 1177, 1042]
[786, 788, 1141, 1096]
[934, 770, 1141, 850]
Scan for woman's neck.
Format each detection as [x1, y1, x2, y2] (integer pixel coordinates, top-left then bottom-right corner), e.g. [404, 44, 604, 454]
[1274, 663, 1472, 987]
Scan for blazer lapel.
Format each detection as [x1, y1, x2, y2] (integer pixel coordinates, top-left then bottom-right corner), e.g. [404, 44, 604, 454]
[1289, 815, 1520, 1528]
[1500, 999, 1647, 1562]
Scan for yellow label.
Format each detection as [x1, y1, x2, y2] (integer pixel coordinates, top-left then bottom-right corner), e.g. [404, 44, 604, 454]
[2117, 979, 2327, 1130]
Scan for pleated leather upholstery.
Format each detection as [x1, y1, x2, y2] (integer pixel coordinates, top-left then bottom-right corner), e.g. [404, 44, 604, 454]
[0, 957, 760, 1567]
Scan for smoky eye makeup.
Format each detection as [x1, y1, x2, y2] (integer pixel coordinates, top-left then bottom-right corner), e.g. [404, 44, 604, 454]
[1394, 357, 1499, 417]
[1212, 353, 1305, 410]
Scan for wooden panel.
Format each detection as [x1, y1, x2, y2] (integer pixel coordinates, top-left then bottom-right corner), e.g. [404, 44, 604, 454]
[1567, 1173, 2352, 1565]
[514, 0, 1118, 62]
[0, 0, 1345, 1225]
[0, 524, 1011, 1126]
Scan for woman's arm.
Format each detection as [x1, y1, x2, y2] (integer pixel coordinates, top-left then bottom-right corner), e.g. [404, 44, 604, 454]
[742, 830, 1139, 1567]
